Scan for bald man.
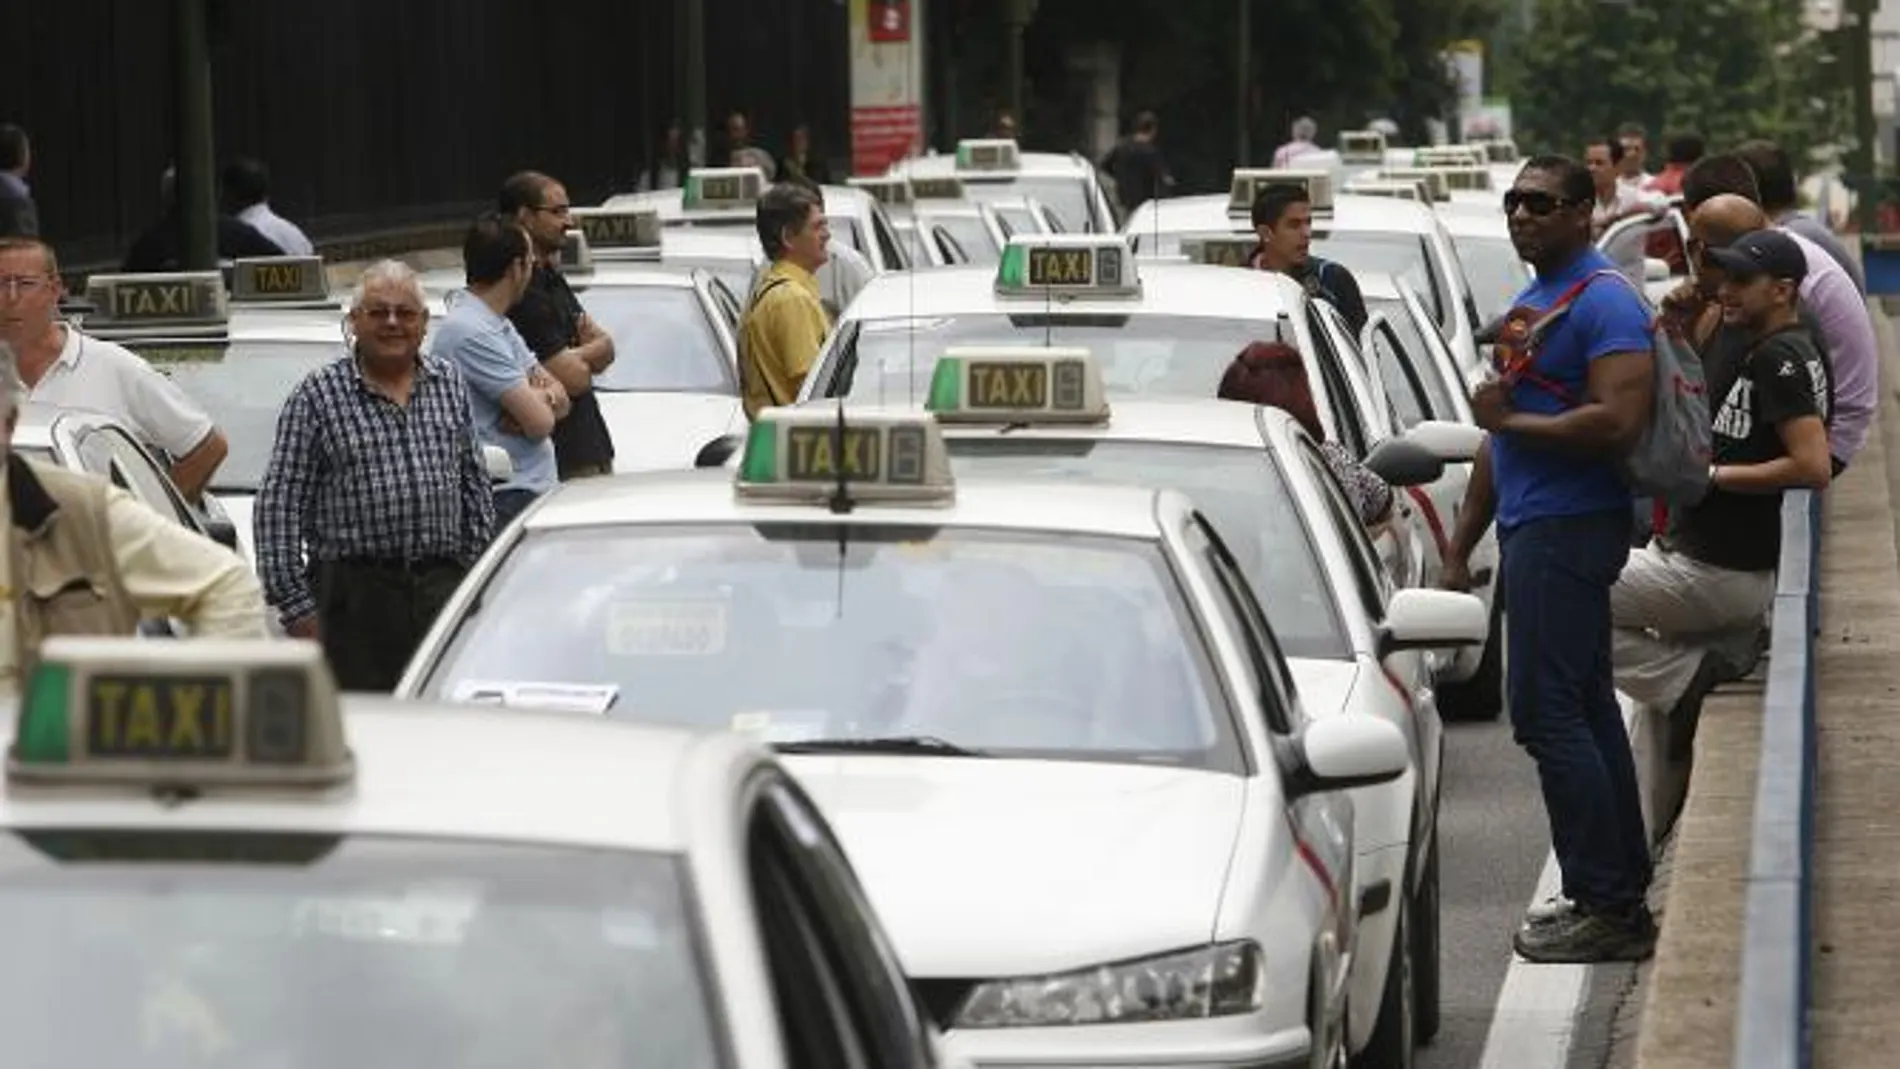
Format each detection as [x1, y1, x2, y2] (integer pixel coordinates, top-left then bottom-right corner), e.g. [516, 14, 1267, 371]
[1681, 193, 1873, 472]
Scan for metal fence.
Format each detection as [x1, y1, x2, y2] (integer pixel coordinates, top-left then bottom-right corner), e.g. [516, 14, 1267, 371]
[1733, 488, 1822, 1069]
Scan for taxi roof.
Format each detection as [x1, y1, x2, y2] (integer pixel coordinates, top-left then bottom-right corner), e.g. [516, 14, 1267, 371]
[894, 151, 1096, 180]
[1431, 201, 1512, 241]
[842, 261, 1307, 323]
[601, 183, 876, 221]
[416, 262, 698, 300]
[660, 229, 765, 262]
[936, 394, 1296, 452]
[521, 466, 1175, 541]
[1126, 191, 1440, 237]
[0, 701, 764, 854]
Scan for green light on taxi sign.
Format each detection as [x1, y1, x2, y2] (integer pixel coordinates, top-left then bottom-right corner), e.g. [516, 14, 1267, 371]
[997, 245, 1028, 289]
[926, 347, 1109, 425]
[7, 637, 353, 790]
[736, 407, 956, 505]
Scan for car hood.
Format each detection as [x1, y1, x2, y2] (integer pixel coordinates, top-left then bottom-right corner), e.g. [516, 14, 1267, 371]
[786, 755, 1248, 978]
[595, 391, 743, 473]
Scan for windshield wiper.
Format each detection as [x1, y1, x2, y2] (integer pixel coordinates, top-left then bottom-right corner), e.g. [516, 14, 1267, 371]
[774, 735, 989, 757]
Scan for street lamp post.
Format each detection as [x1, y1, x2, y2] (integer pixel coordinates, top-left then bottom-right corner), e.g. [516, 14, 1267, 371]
[173, 0, 218, 271]
[1237, 0, 1251, 166]
[1004, 0, 1035, 133]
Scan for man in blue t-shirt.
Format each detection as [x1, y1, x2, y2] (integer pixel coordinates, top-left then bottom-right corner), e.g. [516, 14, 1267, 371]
[1442, 155, 1659, 965]
[433, 214, 568, 529]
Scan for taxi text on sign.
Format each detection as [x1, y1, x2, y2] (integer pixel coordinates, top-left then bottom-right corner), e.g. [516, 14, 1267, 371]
[112, 279, 209, 320]
[784, 424, 929, 484]
[88, 675, 235, 759]
[849, 0, 925, 175]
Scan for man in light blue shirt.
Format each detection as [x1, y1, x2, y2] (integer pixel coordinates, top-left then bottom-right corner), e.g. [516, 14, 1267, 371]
[433, 214, 568, 528]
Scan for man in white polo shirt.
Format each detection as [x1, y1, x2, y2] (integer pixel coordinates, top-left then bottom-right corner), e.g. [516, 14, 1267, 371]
[0, 237, 229, 501]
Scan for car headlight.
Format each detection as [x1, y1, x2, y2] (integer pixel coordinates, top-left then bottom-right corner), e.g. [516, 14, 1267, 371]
[952, 940, 1266, 1029]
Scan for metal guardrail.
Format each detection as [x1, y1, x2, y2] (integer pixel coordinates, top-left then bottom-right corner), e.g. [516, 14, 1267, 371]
[1733, 488, 1822, 1069]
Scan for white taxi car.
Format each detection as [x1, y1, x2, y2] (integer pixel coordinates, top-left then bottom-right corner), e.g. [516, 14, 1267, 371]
[420, 233, 745, 474]
[849, 176, 971, 269]
[911, 349, 1489, 1057]
[1432, 199, 1529, 331]
[397, 406, 1424, 1069]
[604, 166, 911, 273]
[1121, 168, 1484, 376]
[889, 138, 1117, 233]
[0, 636, 964, 1068]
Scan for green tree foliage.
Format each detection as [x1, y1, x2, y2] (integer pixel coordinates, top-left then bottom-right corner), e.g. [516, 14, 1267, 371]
[1505, 0, 1850, 163]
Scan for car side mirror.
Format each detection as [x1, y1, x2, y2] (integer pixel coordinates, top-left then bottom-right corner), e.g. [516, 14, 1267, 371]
[1643, 257, 1671, 283]
[1403, 419, 1486, 463]
[1282, 717, 1410, 798]
[695, 434, 743, 469]
[482, 445, 514, 484]
[203, 515, 239, 552]
[1379, 588, 1488, 655]
[1363, 437, 1445, 487]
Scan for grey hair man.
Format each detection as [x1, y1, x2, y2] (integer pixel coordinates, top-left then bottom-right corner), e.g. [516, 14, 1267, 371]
[0, 338, 267, 692]
[1274, 116, 1321, 167]
[256, 258, 495, 692]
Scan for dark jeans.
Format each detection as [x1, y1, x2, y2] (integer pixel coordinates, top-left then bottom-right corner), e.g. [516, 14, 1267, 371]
[493, 488, 541, 530]
[1501, 509, 1650, 913]
[314, 558, 467, 692]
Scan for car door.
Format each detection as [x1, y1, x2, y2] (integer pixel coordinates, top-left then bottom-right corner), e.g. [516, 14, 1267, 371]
[1359, 313, 1463, 583]
[747, 774, 939, 1069]
[1312, 301, 1398, 451]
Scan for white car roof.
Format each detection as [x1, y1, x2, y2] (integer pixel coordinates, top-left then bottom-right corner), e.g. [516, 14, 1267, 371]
[659, 230, 765, 263]
[521, 467, 1176, 541]
[1126, 191, 1441, 237]
[1432, 201, 1512, 240]
[940, 395, 1298, 452]
[842, 262, 1308, 322]
[894, 151, 1095, 180]
[0, 701, 767, 854]
[416, 263, 698, 304]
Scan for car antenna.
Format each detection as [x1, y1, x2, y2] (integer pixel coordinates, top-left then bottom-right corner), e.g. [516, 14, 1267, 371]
[826, 396, 854, 517]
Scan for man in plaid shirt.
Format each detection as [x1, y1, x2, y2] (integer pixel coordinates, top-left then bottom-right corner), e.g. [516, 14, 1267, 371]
[255, 260, 495, 691]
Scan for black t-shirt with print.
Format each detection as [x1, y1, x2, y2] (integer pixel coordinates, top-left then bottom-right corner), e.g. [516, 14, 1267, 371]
[509, 265, 615, 475]
[1666, 323, 1829, 572]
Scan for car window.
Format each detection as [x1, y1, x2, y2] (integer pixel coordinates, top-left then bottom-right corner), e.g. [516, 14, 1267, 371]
[1364, 295, 1463, 421]
[960, 176, 1095, 233]
[99, 427, 192, 526]
[1450, 233, 1531, 324]
[925, 215, 999, 265]
[1297, 439, 1390, 622]
[574, 285, 736, 393]
[1367, 319, 1433, 427]
[830, 313, 1297, 405]
[705, 277, 744, 331]
[932, 227, 969, 265]
[1182, 514, 1298, 733]
[1310, 231, 1444, 325]
[1316, 300, 1399, 441]
[893, 222, 936, 267]
[828, 216, 869, 259]
[423, 524, 1240, 771]
[869, 207, 907, 271]
[1303, 307, 1369, 457]
[0, 831, 725, 1068]
[133, 338, 338, 494]
[945, 439, 1352, 660]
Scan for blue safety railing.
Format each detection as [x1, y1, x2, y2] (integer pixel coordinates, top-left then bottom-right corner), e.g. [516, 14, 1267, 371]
[1733, 488, 1822, 1069]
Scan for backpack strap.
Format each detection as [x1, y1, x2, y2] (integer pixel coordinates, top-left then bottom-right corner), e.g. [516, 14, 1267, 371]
[1507, 268, 1650, 406]
[741, 276, 797, 409]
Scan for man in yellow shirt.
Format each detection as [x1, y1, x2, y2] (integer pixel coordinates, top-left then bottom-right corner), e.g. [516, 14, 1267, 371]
[739, 183, 832, 419]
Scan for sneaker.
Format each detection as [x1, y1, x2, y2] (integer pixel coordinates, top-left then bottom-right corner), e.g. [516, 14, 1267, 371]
[1523, 894, 1576, 927]
[1512, 906, 1658, 964]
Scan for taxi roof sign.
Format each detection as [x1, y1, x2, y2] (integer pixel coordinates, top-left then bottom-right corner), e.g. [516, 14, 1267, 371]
[1179, 234, 1258, 268]
[927, 346, 1109, 425]
[737, 406, 956, 506]
[230, 256, 328, 303]
[909, 176, 968, 201]
[1415, 145, 1487, 169]
[1435, 165, 1494, 192]
[1478, 139, 1520, 164]
[1378, 167, 1451, 203]
[1228, 168, 1334, 218]
[1338, 130, 1388, 164]
[83, 271, 229, 328]
[955, 138, 1022, 172]
[995, 234, 1140, 298]
[1343, 177, 1428, 203]
[10, 637, 352, 789]
[569, 207, 663, 250]
[684, 167, 767, 213]
[557, 229, 596, 275]
[848, 175, 913, 208]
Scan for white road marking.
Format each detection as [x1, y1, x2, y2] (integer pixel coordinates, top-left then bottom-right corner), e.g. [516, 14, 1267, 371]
[1475, 699, 1643, 1069]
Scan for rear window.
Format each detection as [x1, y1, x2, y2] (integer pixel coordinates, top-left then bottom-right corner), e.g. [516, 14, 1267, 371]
[824, 313, 1296, 405]
[0, 831, 723, 1068]
[574, 286, 734, 394]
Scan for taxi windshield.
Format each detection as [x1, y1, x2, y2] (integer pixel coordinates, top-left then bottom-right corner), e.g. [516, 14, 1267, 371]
[944, 440, 1350, 659]
[1311, 232, 1445, 325]
[423, 525, 1237, 770]
[143, 339, 339, 494]
[573, 286, 734, 394]
[893, 221, 938, 266]
[829, 314, 1297, 405]
[926, 214, 1000, 264]
[1450, 233, 1530, 324]
[962, 176, 1096, 233]
[0, 831, 723, 1069]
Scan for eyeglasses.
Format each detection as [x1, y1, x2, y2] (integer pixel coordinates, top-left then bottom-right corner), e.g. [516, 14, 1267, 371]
[1502, 190, 1579, 217]
[357, 304, 424, 323]
[534, 203, 572, 216]
[0, 275, 53, 298]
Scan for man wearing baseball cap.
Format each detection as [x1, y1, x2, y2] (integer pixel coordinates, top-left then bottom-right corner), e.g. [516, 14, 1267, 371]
[1610, 227, 1832, 775]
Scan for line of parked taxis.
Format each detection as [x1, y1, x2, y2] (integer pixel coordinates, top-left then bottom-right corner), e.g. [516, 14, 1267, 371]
[10, 131, 1683, 1067]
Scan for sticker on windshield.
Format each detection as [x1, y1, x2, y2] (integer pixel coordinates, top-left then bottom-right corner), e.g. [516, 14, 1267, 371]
[859, 316, 953, 336]
[449, 680, 620, 715]
[291, 886, 481, 946]
[607, 597, 730, 656]
[730, 710, 828, 744]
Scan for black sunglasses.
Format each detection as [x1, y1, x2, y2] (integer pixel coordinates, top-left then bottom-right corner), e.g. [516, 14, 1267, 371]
[1502, 190, 1580, 216]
